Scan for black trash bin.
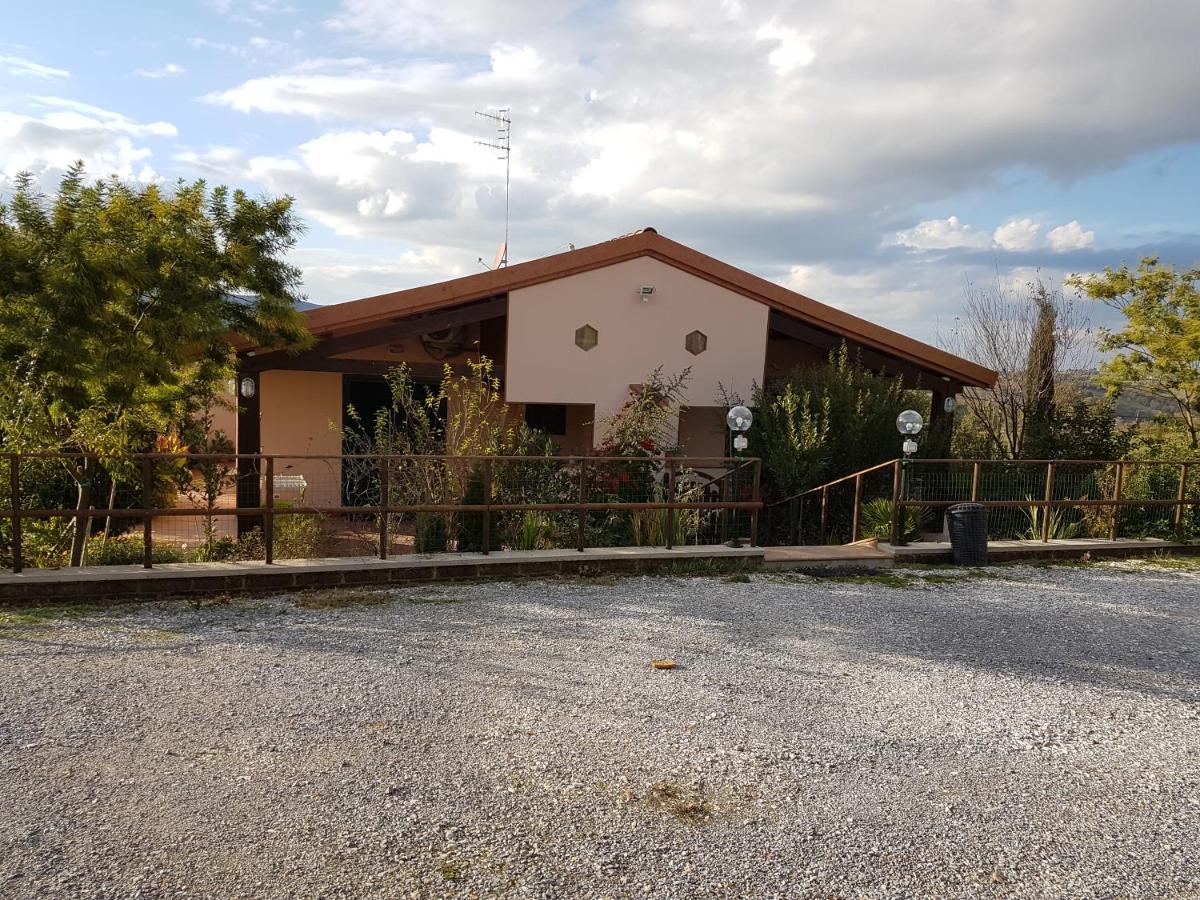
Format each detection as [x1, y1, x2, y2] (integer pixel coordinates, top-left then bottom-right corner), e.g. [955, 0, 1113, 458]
[946, 502, 989, 566]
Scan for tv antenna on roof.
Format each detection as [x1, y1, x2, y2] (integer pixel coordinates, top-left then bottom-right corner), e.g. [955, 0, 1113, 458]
[475, 107, 511, 268]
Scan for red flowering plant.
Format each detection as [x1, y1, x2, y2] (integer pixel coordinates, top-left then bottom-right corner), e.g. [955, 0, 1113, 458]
[593, 368, 690, 509]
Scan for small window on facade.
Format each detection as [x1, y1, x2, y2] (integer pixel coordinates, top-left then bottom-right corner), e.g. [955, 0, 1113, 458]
[575, 323, 598, 351]
[685, 330, 708, 355]
[525, 403, 568, 436]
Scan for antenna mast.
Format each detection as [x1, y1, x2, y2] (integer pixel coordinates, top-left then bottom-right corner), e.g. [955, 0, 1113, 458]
[474, 107, 511, 267]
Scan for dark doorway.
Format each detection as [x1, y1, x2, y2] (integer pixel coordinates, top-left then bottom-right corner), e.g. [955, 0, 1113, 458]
[342, 376, 392, 506]
[340, 374, 445, 504]
[343, 376, 393, 439]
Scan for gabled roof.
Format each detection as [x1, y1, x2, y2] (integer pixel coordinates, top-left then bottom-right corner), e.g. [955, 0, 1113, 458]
[296, 229, 996, 388]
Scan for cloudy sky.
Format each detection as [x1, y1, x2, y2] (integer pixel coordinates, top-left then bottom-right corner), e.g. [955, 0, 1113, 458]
[3, 0, 1199, 346]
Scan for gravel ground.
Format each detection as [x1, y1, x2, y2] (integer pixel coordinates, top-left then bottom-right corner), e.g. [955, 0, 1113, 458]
[0, 561, 1197, 899]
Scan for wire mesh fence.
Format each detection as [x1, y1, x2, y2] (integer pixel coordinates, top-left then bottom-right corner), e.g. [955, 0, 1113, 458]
[0, 453, 761, 572]
[764, 458, 1200, 546]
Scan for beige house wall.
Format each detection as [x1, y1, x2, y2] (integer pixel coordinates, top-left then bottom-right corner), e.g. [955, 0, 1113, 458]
[208, 384, 239, 447]
[259, 370, 344, 507]
[505, 257, 769, 448]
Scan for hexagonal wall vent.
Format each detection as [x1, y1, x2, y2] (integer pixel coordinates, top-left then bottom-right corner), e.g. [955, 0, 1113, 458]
[685, 330, 708, 355]
[575, 323, 599, 351]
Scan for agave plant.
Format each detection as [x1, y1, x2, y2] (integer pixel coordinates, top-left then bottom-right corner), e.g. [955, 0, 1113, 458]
[857, 497, 927, 543]
[512, 511, 554, 551]
[1021, 502, 1082, 540]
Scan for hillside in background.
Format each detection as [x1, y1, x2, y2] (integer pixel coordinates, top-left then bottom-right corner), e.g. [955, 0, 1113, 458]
[1059, 371, 1178, 422]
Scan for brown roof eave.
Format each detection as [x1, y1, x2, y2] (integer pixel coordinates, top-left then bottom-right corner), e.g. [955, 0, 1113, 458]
[641, 235, 997, 389]
[243, 229, 996, 389]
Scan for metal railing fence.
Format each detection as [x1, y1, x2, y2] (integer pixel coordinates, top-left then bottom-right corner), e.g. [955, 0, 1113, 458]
[764, 458, 1200, 546]
[0, 453, 762, 572]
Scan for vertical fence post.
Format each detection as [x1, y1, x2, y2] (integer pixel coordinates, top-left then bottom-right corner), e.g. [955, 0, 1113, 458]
[970, 462, 980, 502]
[577, 457, 588, 552]
[890, 459, 903, 546]
[1110, 462, 1125, 541]
[718, 470, 730, 544]
[10, 455, 22, 574]
[1175, 463, 1189, 538]
[819, 485, 829, 544]
[664, 458, 676, 550]
[749, 458, 762, 547]
[851, 473, 863, 543]
[264, 456, 275, 564]
[141, 457, 153, 569]
[1041, 462, 1055, 543]
[378, 457, 390, 561]
[482, 457, 492, 556]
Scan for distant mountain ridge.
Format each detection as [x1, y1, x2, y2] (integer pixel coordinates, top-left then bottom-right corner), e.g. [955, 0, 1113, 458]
[1059, 371, 1178, 422]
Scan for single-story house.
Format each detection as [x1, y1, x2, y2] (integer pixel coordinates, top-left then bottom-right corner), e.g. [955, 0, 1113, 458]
[228, 228, 996, 505]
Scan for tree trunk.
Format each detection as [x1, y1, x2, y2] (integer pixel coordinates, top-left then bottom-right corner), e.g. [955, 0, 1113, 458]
[100, 477, 119, 549]
[69, 459, 94, 567]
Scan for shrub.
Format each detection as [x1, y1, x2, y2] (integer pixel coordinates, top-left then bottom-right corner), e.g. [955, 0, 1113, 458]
[509, 511, 554, 550]
[85, 534, 184, 566]
[274, 510, 321, 559]
[857, 497, 927, 543]
[750, 345, 924, 499]
[415, 513, 448, 553]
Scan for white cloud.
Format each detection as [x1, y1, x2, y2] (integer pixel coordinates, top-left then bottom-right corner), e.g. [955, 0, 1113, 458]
[785, 262, 940, 325]
[1047, 219, 1095, 252]
[32, 97, 176, 137]
[170, 0, 1200, 338]
[892, 216, 992, 250]
[755, 23, 817, 74]
[992, 218, 1042, 251]
[0, 103, 171, 183]
[134, 63, 186, 79]
[288, 244, 468, 304]
[0, 54, 68, 79]
[892, 215, 1096, 254]
[325, 0, 575, 49]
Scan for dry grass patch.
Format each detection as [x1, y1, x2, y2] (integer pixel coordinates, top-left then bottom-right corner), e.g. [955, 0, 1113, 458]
[644, 780, 715, 824]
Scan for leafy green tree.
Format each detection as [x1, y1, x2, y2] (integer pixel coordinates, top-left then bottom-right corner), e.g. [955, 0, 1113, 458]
[1052, 394, 1130, 461]
[0, 165, 311, 564]
[1068, 258, 1200, 449]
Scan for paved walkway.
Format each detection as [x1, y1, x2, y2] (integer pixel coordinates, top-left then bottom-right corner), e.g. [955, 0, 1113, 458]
[762, 536, 1191, 570]
[2, 538, 1190, 603]
[0, 545, 764, 603]
[886, 536, 1188, 563]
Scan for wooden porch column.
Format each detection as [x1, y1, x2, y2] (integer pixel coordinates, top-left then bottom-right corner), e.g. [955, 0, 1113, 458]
[927, 383, 958, 458]
[234, 366, 262, 536]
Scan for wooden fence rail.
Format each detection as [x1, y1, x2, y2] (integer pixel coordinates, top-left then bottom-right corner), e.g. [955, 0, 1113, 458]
[0, 453, 763, 573]
[765, 458, 1200, 547]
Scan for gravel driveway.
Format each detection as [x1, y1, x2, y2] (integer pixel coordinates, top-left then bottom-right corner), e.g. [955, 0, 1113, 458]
[1, 563, 1197, 899]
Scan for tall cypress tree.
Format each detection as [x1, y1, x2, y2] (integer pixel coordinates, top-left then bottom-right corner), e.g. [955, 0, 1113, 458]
[1022, 285, 1058, 458]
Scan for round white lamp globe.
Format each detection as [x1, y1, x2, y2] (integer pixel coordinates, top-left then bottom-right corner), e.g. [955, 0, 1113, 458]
[896, 409, 923, 435]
